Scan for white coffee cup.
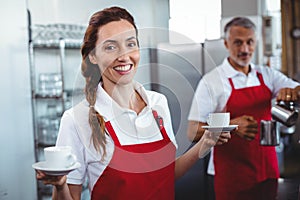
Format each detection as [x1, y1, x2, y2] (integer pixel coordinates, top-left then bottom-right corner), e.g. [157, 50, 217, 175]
[44, 146, 76, 169]
[207, 112, 230, 127]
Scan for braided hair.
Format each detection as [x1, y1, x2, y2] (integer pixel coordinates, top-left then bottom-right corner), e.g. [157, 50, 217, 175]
[80, 6, 137, 156]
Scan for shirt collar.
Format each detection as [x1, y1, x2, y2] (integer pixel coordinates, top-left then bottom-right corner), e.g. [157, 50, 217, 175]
[94, 81, 150, 121]
[221, 57, 257, 78]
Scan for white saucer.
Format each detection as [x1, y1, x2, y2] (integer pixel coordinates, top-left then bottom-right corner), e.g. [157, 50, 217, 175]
[32, 161, 81, 176]
[202, 125, 238, 132]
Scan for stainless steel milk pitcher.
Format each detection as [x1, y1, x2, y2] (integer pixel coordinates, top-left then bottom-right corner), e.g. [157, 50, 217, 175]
[271, 101, 298, 127]
[260, 120, 279, 146]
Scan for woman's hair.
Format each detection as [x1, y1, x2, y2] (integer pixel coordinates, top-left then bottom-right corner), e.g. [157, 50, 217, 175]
[81, 6, 137, 156]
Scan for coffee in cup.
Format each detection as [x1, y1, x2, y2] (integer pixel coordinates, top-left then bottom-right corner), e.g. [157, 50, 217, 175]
[207, 112, 230, 127]
[44, 146, 76, 169]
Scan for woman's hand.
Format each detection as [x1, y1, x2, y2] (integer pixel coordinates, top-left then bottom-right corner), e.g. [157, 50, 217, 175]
[36, 170, 67, 187]
[36, 170, 81, 199]
[198, 130, 231, 158]
[216, 132, 232, 145]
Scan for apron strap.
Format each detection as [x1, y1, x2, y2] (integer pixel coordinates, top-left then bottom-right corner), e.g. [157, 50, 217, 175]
[152, 110, 164, 130]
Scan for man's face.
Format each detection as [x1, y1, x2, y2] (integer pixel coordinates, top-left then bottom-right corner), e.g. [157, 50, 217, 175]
[224, 26, 257, 70]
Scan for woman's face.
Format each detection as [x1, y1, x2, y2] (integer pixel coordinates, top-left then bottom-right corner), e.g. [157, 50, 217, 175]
[89, 19, 140, 86]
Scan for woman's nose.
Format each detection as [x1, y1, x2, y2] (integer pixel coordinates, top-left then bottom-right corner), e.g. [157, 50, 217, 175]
[117, 47, 131, 61]
[117, 52, 130, 61]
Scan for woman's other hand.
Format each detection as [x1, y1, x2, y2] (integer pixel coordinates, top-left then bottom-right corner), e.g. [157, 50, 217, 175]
[198, 130, 231, 158]
[36, 170, 67, 187]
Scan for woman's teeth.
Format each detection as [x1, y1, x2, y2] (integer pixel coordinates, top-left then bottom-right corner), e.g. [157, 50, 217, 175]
[114, 65, 131, 71]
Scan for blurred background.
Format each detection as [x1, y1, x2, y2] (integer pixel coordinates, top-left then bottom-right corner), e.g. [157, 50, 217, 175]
[1, 0, 300, 199]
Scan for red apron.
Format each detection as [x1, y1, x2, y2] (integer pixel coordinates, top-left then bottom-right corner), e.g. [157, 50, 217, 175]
[91, 110, 176, 200]
[214, 72, 279, 200]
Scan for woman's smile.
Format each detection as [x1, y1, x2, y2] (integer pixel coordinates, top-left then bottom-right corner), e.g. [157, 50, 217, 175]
[113, 64, 133, 74]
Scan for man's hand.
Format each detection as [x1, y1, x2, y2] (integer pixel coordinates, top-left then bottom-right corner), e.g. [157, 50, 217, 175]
[230, 115, 258, 141]
[276, 86, 300, 102]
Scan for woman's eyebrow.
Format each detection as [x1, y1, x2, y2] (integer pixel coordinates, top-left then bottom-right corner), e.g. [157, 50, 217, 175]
[102, 36, 136, 44]
[126, 36, 137, 41]
[103, 39, 117, 44]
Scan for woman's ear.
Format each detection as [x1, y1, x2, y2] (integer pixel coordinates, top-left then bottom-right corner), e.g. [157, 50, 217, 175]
[89, 53, 97, 64]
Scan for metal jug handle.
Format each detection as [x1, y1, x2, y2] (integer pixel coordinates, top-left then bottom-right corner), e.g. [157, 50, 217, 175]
[277, 100, 299, 111]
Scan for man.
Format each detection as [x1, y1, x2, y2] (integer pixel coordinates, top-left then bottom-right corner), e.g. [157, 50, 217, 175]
[187, 17, 300, 200]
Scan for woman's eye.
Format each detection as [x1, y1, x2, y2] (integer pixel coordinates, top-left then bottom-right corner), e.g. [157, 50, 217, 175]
[127, 41, 137, 48]
[105, 45, 116, 51]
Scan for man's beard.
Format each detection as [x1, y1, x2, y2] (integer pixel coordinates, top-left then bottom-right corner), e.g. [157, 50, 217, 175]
[235, 52, 251, 67]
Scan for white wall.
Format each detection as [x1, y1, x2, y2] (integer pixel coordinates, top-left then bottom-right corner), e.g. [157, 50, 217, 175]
[0, 1, 36, 200]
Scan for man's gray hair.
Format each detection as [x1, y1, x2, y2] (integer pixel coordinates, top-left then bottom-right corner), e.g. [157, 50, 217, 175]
[224, 17, 256, 39]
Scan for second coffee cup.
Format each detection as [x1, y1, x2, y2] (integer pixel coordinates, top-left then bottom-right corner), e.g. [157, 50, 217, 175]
[207, 112, 230, 127]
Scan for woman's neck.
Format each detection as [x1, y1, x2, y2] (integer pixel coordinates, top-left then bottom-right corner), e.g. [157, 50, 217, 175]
[103, 81, 146, 113]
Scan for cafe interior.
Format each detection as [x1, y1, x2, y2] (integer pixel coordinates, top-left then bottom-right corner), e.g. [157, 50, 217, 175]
[1, 0, 300, 199]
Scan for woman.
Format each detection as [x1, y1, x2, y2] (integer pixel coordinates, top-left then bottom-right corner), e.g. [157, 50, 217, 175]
[36, 6, 230, 200]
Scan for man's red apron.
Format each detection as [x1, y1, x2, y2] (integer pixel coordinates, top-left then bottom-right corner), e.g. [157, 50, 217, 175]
[91, 110, 176, 200]
[214, 72, 279, 200]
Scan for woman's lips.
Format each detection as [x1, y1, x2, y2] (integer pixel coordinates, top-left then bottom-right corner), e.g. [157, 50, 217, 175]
[113, 64, 133, 74]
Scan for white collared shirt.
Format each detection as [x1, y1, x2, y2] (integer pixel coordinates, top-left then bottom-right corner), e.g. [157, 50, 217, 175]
[56, 81, 177, 191]
[188, 58, 300, 175]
